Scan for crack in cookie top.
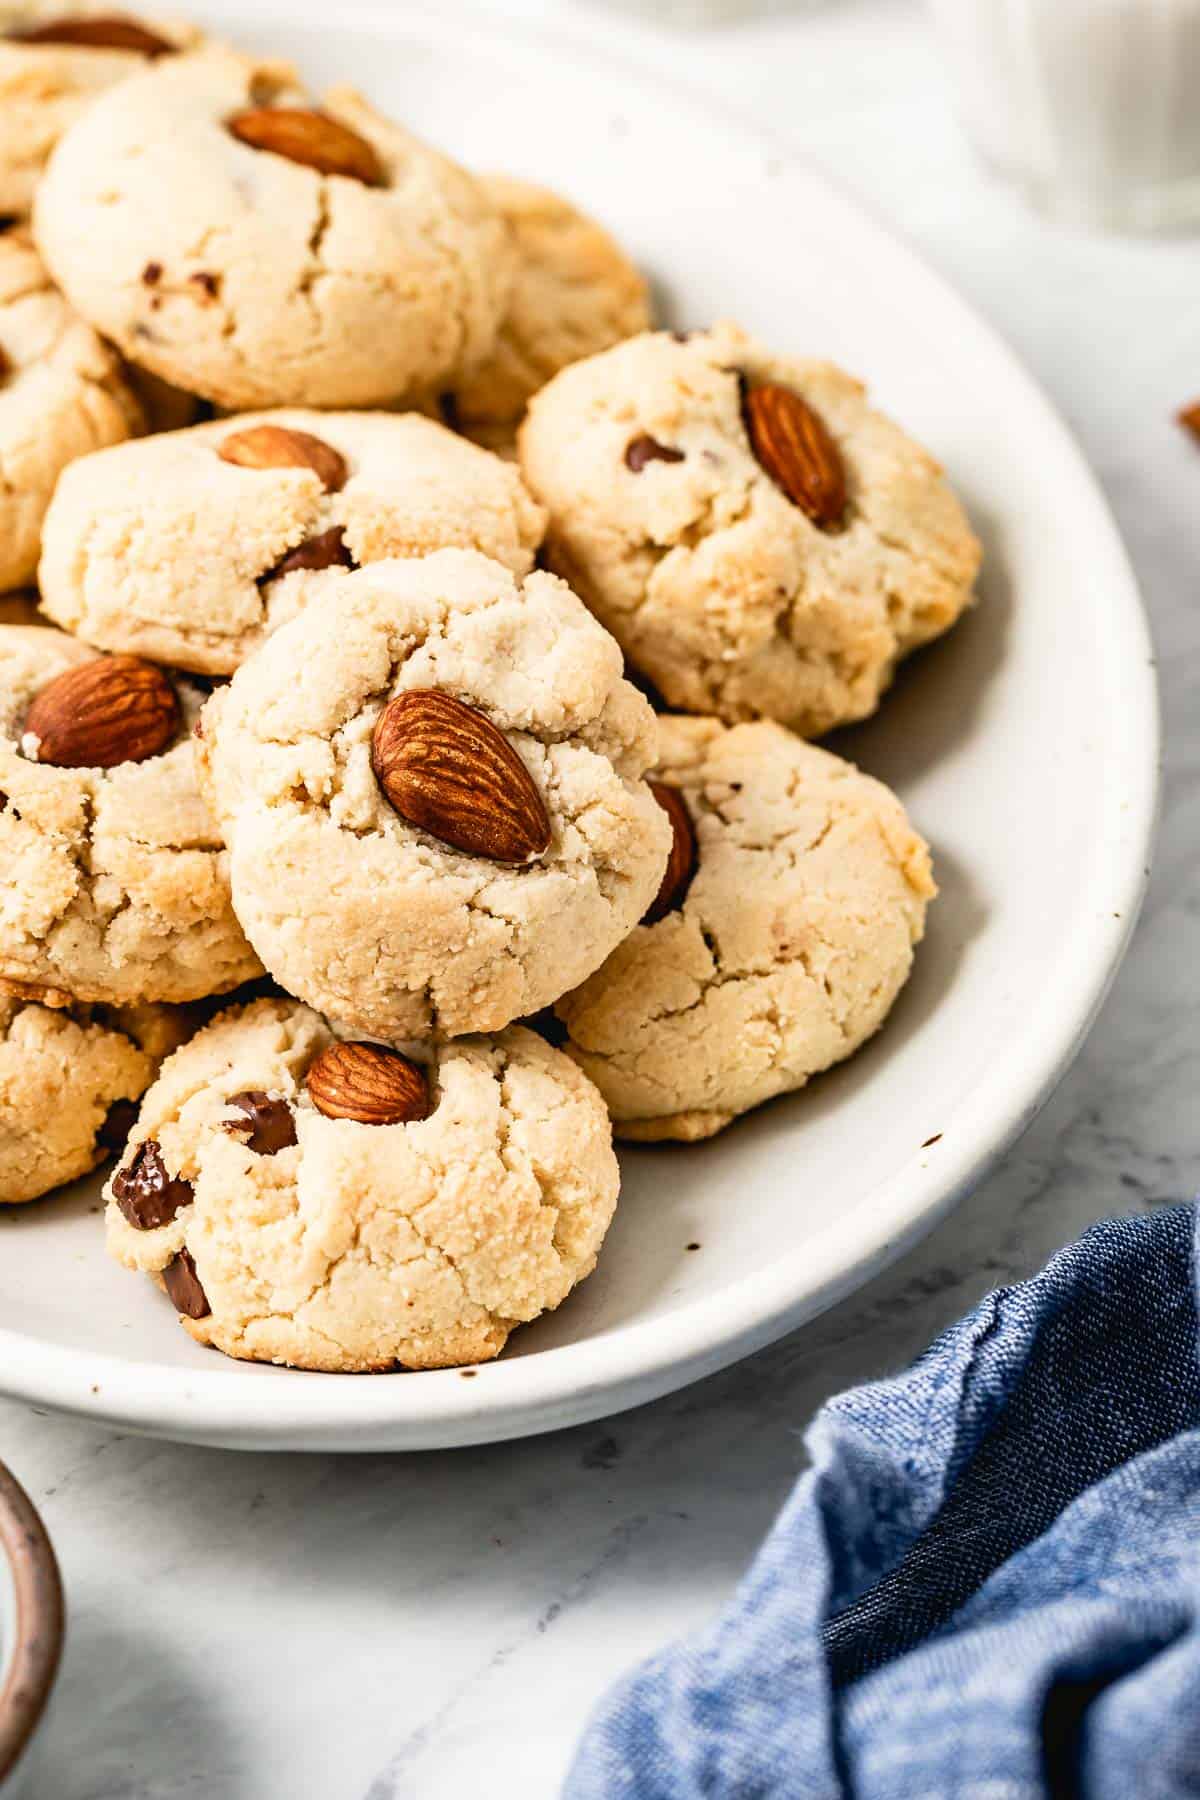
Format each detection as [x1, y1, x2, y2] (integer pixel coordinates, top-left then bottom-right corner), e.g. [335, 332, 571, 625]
[196, 548, 672, 1040]
[518, 322, 981, 738]
[31, 48, 514, 409]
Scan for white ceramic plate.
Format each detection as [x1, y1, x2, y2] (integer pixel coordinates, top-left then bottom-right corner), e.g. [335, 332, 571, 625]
[0, 2, 1158, 1450]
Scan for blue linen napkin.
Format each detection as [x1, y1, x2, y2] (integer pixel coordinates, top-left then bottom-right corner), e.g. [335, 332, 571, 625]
[564, 1206, 1200, 1798]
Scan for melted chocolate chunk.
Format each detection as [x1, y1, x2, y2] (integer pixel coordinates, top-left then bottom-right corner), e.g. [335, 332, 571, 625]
[111, 1139, 193, 1230]
[223, 1090, 297, 1156]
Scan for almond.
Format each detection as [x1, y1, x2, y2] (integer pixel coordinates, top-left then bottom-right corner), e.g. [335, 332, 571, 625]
[306, 1042, 429, 1126]
[24, 655, 179, 769]
[226, 107, 384, 187]
[218, 424, 347, 493]
[10, 14, 174, 53]
[371, 690, 551, 865]
[743, 382, 847, 529]
[642, 781, 697, 924]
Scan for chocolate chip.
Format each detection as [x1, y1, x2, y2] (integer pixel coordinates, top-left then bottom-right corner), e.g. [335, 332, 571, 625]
[141, 261, 162, 286]
[97, 1099, 138, 1156]
[625, 434, 685, 473]
[437, 391, 461, 433]
[190, 270, 219, 300]
[0, 790, 7, 812]
[0, 345, 10, 384]
[262, 526, 355, 584]
[163, 1249, 209, 1319]
[223, 1090, 296, 1155]
[111, 1138, 193, 1230]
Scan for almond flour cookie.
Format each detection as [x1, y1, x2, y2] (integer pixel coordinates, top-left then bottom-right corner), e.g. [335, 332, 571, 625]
[0, 2, 202, 216]
[104, 997, 619, 1371]
[0, 623, 262, 1007]
[38, 410, 547, 674]
[442, 175, 651, 451]
[33, 50, 513, 410]
[555, 716, 936, 1141]
[0, 224, 143, 591]
[519, 323, 981, 738]
[197, 549, 671, 1039]
[0, 993, 191, 1204]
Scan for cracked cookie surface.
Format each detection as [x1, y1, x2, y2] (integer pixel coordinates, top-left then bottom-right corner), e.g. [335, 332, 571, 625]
[443, 175, 651, 451]
[32, 49, 514, 409]
[0, 1, 203, 216]
[0, 623, 263, 1005]
[555, 715, 935, 1141]
[0, 992, 190, 1204]
[519, 323, 981, 737]
[38, 409, 547, 673]
[0, 224, 143, 590]
[196, 549, 671, 1039]
[104, 997, 620, 1371]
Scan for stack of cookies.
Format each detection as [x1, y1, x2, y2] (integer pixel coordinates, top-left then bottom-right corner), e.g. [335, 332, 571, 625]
[0, 11, 981, 1374]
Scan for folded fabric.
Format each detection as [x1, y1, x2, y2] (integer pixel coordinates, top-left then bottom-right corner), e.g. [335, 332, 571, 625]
[564, 1207, 1200, 1799]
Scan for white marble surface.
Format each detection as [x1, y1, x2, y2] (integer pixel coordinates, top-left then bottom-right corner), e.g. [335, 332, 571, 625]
[4, 2, 1197, 1794]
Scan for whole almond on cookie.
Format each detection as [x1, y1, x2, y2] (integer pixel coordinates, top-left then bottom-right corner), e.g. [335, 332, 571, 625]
[371, 689, 552, 865]
[743, 383, 847, 529]
[218, 424, 347, 493]
[642, 782, 697, 924]
[9, 14, 174, 53]
[306, 1042, 429, 1126]
[24, 655, 179, 768]
[226, 107, 384, 187]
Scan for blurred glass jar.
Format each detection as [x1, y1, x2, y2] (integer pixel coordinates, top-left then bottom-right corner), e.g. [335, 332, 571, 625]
[928, 0, 1200, 231]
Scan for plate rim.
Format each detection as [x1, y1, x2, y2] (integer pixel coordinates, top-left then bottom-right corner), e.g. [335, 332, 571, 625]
[0, 0, 1161, 1449]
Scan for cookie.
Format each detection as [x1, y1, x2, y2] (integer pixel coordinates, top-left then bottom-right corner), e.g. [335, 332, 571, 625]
[519, 323, 981, 737]
[442, 175, 651, 450]
[0, 2, 202, 216]
[32, 50, 514, 410]
[104, 997, 619, 1371]
[0, 623, 263, 1006]
[38, 410, 547, 674]
[196, 549, 672, 1039]
[555, 716, 935, 1141]
[0, 993, 191, 1204]
[0, 223, 143, 591]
